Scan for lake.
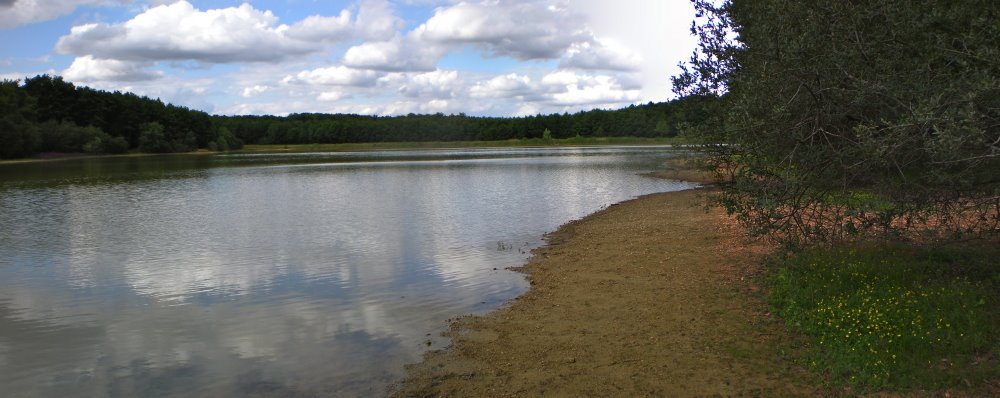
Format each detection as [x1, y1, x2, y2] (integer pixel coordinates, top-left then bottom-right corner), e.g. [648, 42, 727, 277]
[0, 146, 697, 397]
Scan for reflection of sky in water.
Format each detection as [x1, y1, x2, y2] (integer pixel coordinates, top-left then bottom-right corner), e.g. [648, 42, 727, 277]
[0, 147, 696, 397]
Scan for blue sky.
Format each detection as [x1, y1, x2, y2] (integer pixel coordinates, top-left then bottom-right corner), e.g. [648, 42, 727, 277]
[0, 1, 698, 116]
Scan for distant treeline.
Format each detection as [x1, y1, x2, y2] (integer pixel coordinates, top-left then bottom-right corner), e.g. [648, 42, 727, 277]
[215, 96, 715, 145]
[0, 74, 716, 159]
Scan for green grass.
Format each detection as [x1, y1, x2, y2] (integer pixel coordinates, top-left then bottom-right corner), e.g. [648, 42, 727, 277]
[240, 136, 689, 153]
[768, 245, 1000, 391]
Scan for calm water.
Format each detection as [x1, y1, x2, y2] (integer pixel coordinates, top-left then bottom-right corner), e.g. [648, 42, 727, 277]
[0, 146, 696, 397]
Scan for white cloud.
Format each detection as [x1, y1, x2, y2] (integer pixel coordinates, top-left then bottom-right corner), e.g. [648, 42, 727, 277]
[514, 102, 541, 117]
[541, 70, 640, 106]
[470, 73, 533, 99]
[559, 40, 641, 71]
[241, 85, 269, 98]
[285, 10, 353, 42]
[0, 0, 120, 29]
[414, 0, 589, 60]
[342, 36, 444, 72]
[56, 1, 315, 63]
[397, 69, 460, 99]
[355, 0, 404, 41]
[62, 55, 160, 82]
[284, 65, 381, 87]
[316, 90, 346, 102]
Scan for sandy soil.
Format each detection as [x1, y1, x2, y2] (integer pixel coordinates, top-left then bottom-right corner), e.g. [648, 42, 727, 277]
[392, 188, 819, 397]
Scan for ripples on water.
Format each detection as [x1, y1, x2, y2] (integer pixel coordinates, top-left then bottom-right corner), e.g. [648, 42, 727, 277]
[0, 147, 697, 397]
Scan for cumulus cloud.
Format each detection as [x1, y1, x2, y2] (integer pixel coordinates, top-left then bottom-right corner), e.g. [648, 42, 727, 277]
[62, 55, 161, 82]
[53, 0, 411, 64]
[342, 36, 444, 72]
[414, 0, 590, 60]
[559, 40, 641, 71]
[316, 90, 347, 102]
[284, 65, 381, 87]
[355, 0, 404, 41]
[470, 74, 534, 99]
[241, 85, 269, 98]
[0, 0, 121, 29]
[55, 1, 319, 63]
[284, 10, 353, 43]
[397, 69, 460, 99]
[541, 70, 640, 106]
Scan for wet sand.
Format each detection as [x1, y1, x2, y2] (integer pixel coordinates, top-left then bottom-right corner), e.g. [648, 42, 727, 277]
[392, 188, 818, 397]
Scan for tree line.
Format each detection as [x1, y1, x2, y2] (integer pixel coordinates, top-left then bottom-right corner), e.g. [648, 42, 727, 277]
[215, 96, 714, 145]
[0, 74, 716, 159]
[0, 75, 239, 159]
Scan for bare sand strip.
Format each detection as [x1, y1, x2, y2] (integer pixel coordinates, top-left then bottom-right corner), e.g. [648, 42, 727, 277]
[393, 188, 818, 397]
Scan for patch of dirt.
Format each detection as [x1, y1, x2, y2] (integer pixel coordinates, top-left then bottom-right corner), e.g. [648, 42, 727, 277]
[392, 188, 819, 397]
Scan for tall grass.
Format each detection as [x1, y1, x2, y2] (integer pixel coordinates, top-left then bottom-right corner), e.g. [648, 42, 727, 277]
[769, 245, 1000, 390]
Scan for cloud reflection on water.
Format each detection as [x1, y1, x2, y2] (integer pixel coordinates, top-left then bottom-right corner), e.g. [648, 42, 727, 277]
[0, 147, 696, 396]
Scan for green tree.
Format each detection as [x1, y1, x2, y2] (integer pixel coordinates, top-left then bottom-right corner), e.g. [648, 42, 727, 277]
[676, 0, 1000, 245]
[0, 80, 40, 159]
[138, 122, 171, 153]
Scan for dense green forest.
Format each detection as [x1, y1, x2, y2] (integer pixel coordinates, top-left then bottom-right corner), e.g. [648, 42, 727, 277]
[214, 96, 714, 145]
[0, 75, 229, 159]
[0, 74, 715, 159]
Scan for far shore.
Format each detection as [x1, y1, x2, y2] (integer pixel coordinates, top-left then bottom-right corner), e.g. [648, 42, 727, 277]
[240, 136, 690, 153]
[0, 149, 218, 166]
[0, 137, 690, 166]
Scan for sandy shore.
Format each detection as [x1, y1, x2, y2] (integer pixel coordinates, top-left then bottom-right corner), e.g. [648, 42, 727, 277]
[392, 188, 818, 397]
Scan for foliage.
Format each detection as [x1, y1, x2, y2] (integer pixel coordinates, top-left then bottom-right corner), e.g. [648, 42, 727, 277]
[770, 245, 1000, 390]
[214, 96, 716, 146]
[138, 122, 172, 153]
[0, 80, 40, 159]
[675, 0, 1000, 246]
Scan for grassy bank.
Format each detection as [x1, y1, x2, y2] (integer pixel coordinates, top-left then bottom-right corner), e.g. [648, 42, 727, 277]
[769, 245, 1000, 392]
[240, 136, 688, 153]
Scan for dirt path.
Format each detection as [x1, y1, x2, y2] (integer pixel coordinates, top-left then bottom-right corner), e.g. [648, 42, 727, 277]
[392, 188, 818, 397]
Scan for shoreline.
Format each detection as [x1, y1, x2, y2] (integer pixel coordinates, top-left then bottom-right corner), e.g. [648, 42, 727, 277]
[391, 185, 819, 396]
[0, 139, 689, 166]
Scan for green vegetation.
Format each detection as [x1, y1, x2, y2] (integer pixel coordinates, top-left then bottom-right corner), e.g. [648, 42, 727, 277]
[0, 76, 238, 159]
[675, 0, 1000, 392]
[214, 95, 714, 146]
[677, 0, 1000, 246]
[770, 246, 1000, 391]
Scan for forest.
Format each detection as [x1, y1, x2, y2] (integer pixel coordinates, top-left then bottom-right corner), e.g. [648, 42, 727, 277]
[0, 74, 715, 159]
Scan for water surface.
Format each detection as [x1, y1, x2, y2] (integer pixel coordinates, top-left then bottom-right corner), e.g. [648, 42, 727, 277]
[0, 146, 696, 397]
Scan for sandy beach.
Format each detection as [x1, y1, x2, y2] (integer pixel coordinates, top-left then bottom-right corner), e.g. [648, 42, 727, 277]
[392, 187, 819, 396]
